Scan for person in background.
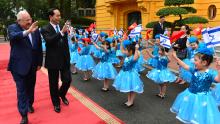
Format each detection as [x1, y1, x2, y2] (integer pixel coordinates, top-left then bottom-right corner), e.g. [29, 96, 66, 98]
[172, 24, 190, 84]
[3, 24, 8, 41]
[152, 15, 165, 39]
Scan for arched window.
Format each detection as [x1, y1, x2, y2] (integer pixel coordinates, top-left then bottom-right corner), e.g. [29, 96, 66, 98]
[127, 11, 142, 26]
[208, 5, 217, 20]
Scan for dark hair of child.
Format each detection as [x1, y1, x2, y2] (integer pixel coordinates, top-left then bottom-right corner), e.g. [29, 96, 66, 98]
[103, 41, 111, 50]
[71, 37, 76, 42]
[195, 53, 213, 66]
[127, 42, 136, 55]
[160, 46, 166, 54]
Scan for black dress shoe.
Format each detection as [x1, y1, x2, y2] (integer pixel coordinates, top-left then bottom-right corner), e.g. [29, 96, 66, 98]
[61, 97, 69, 105]
[126, 103, 134, 108]
[54, 105, 61, 113]
[101, 88, 109, 92]
[28, 106, 34, 113]
[20, 116, 28, 124]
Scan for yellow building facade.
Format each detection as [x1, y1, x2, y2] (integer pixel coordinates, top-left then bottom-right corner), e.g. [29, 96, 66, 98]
[96, 0, 220, 30]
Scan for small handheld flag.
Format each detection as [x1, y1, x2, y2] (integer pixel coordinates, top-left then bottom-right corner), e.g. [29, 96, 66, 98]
[170, 31, 185, 43]
[129, 24, 142, 38]
[128, 22, 137, 30]
[160, 34, 171, 49]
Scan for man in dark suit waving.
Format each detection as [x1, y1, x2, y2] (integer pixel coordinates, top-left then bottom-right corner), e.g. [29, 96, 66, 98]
[41, 8, 71, 113]
[8, 10, 43, 124]
[152, 15, 166, 39]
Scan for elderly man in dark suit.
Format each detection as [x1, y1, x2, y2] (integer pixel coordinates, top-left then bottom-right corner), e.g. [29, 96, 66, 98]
[8, 10, 43, 124]
[41, 8, 71, 113]
[152, 15, 166, 39]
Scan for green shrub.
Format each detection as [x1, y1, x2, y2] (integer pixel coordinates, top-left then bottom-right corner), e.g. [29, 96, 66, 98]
[71, 16, 95, 26]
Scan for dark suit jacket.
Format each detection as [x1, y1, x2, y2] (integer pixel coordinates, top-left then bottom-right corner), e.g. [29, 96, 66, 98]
[152, 22, 165, 39]
[40, 23, 70, 69]
[8, 23, 43, 76]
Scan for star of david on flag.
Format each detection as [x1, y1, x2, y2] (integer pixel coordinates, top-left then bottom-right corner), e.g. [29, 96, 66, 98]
[202, 26, 220, 48]
[160, 34, 171, 49]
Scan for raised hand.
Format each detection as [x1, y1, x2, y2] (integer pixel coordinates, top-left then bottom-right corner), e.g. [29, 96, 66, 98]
[27, 21, 38, 33]
[61, 23, 68, 34]
[135, 44, 139, 49]
[216, 59, 220, 70]
[172, 50, 177, 59]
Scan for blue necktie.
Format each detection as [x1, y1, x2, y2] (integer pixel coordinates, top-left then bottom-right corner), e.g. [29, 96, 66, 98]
[55, 25, 59, 33]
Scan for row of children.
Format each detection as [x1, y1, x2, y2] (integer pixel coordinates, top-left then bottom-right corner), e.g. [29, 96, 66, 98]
[65, 26, 220, 124]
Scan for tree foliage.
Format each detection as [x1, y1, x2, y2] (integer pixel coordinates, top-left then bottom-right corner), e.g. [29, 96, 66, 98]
[146, 21, 172, 28]
[146, 0, 208, 31]
[164, 0, 194, 6]
[0, 0, 96, 28]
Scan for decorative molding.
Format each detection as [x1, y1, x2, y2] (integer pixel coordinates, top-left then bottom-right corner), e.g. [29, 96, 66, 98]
[105, 3, 114, 14]
[137, 1, 148, 12]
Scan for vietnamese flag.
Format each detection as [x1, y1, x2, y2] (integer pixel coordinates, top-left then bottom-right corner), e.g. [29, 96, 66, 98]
[170, 31, 185, 43]
[82, 38, 91, 43]
[193, 24, 203, 36]
[108, 30, 114, 37]
[87, 23, 96, 32]
[123, 32, 128, 40]
[145, 29, 153, 40]
[78, 47, 81, 52]
[128, 22, 137, 30]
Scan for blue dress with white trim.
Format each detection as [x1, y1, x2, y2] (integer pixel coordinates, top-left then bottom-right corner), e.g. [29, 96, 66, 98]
[70, 42, 79, 64]
[90, 41, 102, 58]
[147, 56, 176, 84]
[113, 55, 144, 93]
[75, 45, 95, 71]
[109, 47, 120, 64]
[134, 51, 145, 72]
[42, 39, 46, 52]
[170, 67, 220, 124]
[92, 49, 118, 80]
[146, 45, 159, 68]
[116, 43, 126, 57]
[212, 83, 220, 106]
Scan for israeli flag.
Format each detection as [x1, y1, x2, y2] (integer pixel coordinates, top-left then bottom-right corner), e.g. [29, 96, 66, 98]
[114, 27, 117, 35]
[129, 24, 142, 38]
[91, 33, 99, 42]
[202, 26, 220, 48]
[160, 34, 171, 49]
[118, 28, 124, 37]
[202, 28, 211, 47]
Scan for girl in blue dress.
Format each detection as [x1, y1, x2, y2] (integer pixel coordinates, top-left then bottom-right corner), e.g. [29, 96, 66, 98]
[146, 46, 176, 99]
[145, 34, 160, 68]
[116, 38, 126, 67]
[211, 83, 220, 106]
[170, 47, 220, 124]
[179, 36, 199, 84]
[113, 40, 144, 107]
[109, 38, 120, 65]
[134, 37, 145, 73]
[92, 38, 118, 91]
[75, 38, 95, 81]
[90, 32, 108, 59]
[70, 36, 79, 74]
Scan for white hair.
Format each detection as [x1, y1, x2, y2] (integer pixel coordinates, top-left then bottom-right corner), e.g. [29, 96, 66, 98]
[16, 10, 30, 21]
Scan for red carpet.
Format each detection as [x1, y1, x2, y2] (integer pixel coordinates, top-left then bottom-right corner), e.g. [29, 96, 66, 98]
[0, 43, 123, 124]
[0, 43, 10, 70]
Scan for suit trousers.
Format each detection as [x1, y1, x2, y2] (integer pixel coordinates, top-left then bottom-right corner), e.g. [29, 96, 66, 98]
[11, 67, 37, 116]
[47, 68, 71, 106]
